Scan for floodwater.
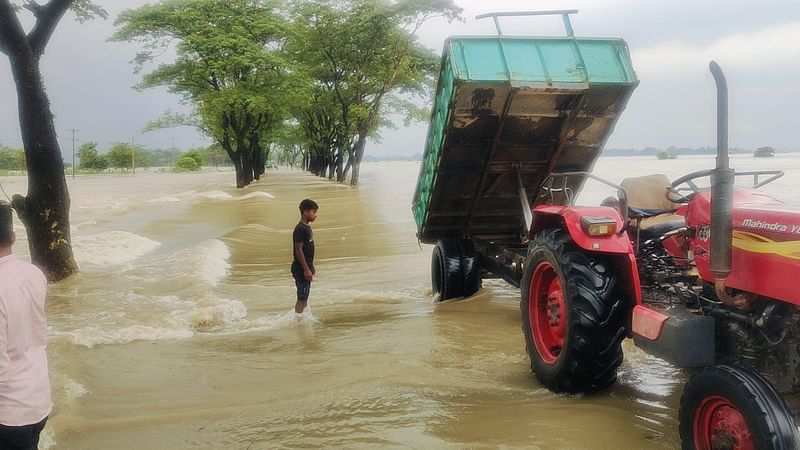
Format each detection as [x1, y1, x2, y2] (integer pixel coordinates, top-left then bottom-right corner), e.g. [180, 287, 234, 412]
[1, 154, 797, 449]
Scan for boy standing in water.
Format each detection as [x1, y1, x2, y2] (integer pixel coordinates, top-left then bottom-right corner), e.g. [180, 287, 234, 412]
[0, 202, 51, 450]
[292, 199, 318, 313]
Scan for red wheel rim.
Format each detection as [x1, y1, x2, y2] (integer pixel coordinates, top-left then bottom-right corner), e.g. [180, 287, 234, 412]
[528, 261, 566, 364]
[693, 395, 754, 450]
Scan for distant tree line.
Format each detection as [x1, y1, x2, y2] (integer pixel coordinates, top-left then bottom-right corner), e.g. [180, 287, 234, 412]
[603, 146, 795, 157]
[0, 141, 230, 172]
[0, 145, 26, 171]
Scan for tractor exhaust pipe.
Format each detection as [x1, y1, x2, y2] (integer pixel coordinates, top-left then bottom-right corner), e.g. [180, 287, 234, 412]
[709, 61, 735, 294]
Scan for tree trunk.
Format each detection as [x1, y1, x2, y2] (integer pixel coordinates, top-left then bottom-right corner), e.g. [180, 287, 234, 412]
[329, 151, 338, 180]
[9, 53, 77, 281]
[242, 149, 253, 187]
[349, 131, 368, 186]
[342, 148, 353, 181]
[251, 138, 264, 181]
[335, 146, 345, 182]
[230, 151, 245, 188]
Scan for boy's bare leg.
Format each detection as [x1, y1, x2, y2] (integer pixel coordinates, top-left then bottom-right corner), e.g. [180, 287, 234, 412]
[295, 300, 307, 314]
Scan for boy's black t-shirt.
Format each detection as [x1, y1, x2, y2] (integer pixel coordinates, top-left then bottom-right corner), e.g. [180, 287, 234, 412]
[291, 222, 315, 273]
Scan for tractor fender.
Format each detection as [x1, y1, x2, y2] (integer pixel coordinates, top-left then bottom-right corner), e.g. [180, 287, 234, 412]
[530, 205, 642, 306]
[531, 205, 631, 254]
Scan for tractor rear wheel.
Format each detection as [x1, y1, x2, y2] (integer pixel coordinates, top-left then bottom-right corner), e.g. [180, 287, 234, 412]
[679, 365, 798, 450]
[520, 229, 625, 393]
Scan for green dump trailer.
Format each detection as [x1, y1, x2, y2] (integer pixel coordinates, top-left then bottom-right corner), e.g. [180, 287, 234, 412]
[413, 11, 638, 299]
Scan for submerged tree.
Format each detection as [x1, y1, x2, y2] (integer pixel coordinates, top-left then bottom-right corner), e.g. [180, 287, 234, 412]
[754, 146, 775, 158]
[113, 0, 296, 188]
[0, 0, 106, 281]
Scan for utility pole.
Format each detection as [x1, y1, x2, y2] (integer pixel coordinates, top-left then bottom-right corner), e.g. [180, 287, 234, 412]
[131, 136, 136, 175]
[68, 128, 78, 179]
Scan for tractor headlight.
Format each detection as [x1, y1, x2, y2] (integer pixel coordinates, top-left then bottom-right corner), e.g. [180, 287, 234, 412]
[580, 216, 617, 237]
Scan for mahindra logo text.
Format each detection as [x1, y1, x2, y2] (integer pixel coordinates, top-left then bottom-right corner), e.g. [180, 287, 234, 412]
[741, 218, 800, 234]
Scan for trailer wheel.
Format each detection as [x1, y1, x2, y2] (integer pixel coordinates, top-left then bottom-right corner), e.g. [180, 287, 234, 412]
[431, 239, 463, 301]
[679, 365, 798, 450]
[456, 238, 481, 297]
[520, 229, 625, 393]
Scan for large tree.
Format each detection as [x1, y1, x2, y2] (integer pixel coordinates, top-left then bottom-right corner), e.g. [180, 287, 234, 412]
[77, 141, 108, 170]
[0, 0, 105, 281]
[289, 0, 460, 185]
[113, 0, 296, 188]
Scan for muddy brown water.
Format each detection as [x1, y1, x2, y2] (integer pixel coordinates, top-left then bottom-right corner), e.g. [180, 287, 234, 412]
[3, 154, 799, 449]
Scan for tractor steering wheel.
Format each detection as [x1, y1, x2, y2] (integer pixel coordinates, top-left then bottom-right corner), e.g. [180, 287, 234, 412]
[667, 169, 713, 203]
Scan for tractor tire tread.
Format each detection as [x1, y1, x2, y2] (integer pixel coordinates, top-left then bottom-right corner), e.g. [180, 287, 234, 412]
[521, 229, 626, 394]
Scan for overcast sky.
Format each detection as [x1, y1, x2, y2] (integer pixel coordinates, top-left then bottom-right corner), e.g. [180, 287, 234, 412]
[1, 0, 799, 157]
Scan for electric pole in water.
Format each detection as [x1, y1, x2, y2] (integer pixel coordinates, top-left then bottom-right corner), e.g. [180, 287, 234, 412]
[68, 128, 78, 179]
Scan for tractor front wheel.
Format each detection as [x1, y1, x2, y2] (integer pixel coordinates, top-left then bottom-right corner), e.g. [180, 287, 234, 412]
[679, 365, 798, 450]
[520, 229, 625, 394]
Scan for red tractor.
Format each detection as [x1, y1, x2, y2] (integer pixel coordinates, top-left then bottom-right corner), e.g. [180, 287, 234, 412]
[520, 62, 799, 449]
[414, 14, 798, 447]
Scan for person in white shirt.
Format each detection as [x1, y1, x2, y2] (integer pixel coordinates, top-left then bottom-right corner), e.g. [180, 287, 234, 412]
[0, 202, 50, 450]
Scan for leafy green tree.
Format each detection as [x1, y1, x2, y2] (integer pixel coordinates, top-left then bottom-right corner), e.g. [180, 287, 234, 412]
[0, 145, 26, 171]
[0, 0, 105, 280]
[0, 147, 13, 170]
[181, 149, 205, 167]
[0, 145, 24, 170]
[174, 155, 200, 172]
[113, 0, 297, 188]
[288, 0, 460, 185]
[77, 141, 108, 170]
[77, 142, 97, 169]
[754, 146, 775, 158]
[107, 142, 137, 169]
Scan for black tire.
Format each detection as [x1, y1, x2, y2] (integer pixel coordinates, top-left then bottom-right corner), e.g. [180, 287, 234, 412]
[456, 238, 482, 297]
[431, 239, 463, 301]
[679, 365, 798, 450]
[520, 229, 625, 394]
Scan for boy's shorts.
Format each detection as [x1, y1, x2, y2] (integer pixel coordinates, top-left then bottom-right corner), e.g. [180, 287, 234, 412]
[292, 266, 312, 302]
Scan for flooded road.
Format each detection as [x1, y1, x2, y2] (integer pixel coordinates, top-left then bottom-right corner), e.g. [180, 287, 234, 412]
[3, 154, 797, 449]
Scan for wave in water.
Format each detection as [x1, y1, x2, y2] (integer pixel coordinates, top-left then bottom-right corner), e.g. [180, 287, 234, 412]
[72, 231, 161, 267]
[145, 195, 182, 203]
[145, 189, 196, 203]
[216, 309, 319, 336]
[195, 239, 231, 287]
[130, 239, 231, 288]
[53, 297, 313, 348]
[197, 190, 275, 201]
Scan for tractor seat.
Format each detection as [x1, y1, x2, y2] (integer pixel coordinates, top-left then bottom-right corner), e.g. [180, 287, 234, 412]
[621, 174, 686, 238]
